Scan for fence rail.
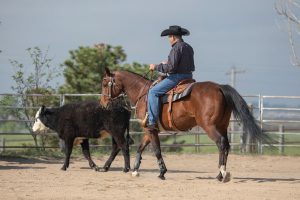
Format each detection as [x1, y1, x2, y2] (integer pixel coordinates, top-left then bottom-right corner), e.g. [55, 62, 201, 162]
[0, 93, 299, 154]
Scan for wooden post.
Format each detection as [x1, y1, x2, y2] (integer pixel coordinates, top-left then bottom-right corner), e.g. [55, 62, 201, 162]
[279, 124, 285, 154]
[0, 137, 5, 153]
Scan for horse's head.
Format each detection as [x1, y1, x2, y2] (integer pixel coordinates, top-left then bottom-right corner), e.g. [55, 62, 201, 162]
[100, 67, 124, 106]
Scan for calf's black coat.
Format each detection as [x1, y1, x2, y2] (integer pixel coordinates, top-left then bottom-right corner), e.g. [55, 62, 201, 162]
[38, 100, 132, 171]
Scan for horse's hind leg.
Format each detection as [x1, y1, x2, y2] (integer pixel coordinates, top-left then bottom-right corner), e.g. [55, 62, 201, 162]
[132, 133, 151, 177]
[202, 125, 231, 182]
[80, 139, 98, 170]
[216, 133, 231, 183]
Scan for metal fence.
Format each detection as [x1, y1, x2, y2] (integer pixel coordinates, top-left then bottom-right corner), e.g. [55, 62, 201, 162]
[0, 93, 299, 154]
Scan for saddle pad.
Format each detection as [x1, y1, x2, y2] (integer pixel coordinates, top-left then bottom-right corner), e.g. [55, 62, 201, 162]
[161, 82, 196, 104]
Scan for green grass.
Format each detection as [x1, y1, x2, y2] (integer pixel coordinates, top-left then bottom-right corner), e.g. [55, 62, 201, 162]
[1, 134, 36, 146]
[1, 132, 300, 157]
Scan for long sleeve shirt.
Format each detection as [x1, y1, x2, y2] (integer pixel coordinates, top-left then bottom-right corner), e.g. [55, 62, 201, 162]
[155, 39, 195, 74]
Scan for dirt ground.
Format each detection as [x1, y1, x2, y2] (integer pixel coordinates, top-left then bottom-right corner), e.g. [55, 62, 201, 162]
[0, 154, 299, 200]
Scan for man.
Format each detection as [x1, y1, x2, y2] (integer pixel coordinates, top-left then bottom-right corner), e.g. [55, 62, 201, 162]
[147, 25, 195, 132]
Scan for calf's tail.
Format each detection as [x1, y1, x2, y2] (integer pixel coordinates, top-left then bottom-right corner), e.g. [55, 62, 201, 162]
[125, 111, 134, 146]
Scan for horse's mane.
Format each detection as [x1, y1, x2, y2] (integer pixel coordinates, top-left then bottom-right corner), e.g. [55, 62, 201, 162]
[118, 69, 150, 81]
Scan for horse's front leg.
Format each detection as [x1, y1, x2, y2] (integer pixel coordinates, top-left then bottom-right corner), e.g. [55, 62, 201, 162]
[132, 133, 151, 177]
[150, 131, 167, 180]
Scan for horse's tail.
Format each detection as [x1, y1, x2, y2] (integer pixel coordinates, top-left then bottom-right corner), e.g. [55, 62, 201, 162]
[219, 84, 273, 146]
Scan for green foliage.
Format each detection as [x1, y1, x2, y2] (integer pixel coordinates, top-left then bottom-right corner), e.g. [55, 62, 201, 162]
[59, 43, 151, 95]
[59, 44, 126, 94]
[0, 95, 26, 133]
[9, 47, 61, 149]
[11, 47, 60, 94]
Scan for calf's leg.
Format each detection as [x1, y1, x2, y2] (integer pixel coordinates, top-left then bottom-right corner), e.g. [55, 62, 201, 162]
[121, 142, 130, 173]
[80, 139, 98, 170]
[61, 137, 75, 171]
[98, 138, 120, 172]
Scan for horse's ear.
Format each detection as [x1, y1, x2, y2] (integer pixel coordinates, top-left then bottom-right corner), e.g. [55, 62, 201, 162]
[104, 67, 111, 76]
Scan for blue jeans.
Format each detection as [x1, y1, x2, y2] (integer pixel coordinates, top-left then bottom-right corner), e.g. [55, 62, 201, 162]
[147, 73, 193, 125]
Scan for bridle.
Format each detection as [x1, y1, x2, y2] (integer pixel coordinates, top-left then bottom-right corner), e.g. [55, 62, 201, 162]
[102, 76, 125, 100]
[102, 70, 154, 109]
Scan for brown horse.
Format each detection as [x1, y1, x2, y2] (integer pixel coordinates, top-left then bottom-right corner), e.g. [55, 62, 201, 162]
[100, 67, 271, 182]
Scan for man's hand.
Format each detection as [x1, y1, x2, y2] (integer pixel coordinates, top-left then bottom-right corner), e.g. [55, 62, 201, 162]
[149, 64, 156, 71]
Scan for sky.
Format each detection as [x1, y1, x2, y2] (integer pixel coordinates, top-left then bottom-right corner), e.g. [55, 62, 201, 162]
[0, 0, 300, 96]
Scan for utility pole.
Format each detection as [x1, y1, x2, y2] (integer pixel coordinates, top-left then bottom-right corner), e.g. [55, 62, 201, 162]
[226, 66, 246, 151]
[226, 66, 246, 88]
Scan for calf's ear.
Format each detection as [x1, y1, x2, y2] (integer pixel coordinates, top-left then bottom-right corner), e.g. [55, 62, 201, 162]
[41, 105, 46, 113]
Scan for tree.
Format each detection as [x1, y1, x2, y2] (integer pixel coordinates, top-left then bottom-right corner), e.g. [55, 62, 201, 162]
[10, 47, 61, 149]
[275, 0, 300, 67]
[59, 43, 127, 94]
[59, 43, 151, 102]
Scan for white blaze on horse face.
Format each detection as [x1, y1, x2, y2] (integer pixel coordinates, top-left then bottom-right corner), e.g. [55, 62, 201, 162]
[32, 107, 48, 133]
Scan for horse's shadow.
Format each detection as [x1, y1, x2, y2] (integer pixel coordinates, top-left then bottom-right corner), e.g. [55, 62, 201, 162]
[83, 166, 209, 174]
[195, 176, 300, 183]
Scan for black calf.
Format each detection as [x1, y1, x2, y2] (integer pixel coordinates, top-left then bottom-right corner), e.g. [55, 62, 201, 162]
[33, 99, 133, 172]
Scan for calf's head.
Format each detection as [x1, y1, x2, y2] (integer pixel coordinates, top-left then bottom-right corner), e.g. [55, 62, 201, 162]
[32, 106, 50, 133]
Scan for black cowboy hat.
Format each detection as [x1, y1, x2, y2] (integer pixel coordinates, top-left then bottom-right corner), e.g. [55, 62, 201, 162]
[161, 25, 190, 37]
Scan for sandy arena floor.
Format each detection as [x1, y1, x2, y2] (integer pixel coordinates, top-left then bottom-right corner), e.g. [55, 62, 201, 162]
[0, 154, 299, 200]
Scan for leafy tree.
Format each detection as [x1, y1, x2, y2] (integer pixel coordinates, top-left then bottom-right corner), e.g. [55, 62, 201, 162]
[59, 43, 151, 95]
[10, 47, 61, 149]
[59, 43, 126, 95]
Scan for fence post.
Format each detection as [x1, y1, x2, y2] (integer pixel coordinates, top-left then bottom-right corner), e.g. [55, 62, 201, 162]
[0, 137, 5, 153]
[259, 94, 263, 154]
[279, 124, 285, 154]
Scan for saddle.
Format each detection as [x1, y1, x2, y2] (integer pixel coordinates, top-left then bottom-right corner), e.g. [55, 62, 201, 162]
[162, 78, 196, 129]
[142, 77, 196, 129]
[146, 76, 196, 129]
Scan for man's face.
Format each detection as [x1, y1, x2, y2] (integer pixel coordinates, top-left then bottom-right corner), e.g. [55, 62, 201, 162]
[168, 35, 176, 45]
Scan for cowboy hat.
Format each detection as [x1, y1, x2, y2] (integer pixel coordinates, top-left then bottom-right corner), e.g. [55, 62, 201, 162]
[161, 25, 190, 37]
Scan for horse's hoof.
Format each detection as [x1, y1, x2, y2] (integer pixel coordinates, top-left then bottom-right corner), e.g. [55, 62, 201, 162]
[123, 168, 130, 173]
[216, 172, 223, 182]
[222, 172, 231, 183]
[60, 167, 67, 171]
[132, 170, 140, 177]
[158, 175, 166, 180]
[97, 167, 108, 172]
[90, 164, 97, 169]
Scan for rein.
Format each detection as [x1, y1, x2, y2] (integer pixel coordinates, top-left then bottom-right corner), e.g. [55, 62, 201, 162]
[103, 70, 153, 105]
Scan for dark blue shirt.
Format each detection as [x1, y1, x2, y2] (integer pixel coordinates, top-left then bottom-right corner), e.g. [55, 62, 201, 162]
[155, 39, 195, 74]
